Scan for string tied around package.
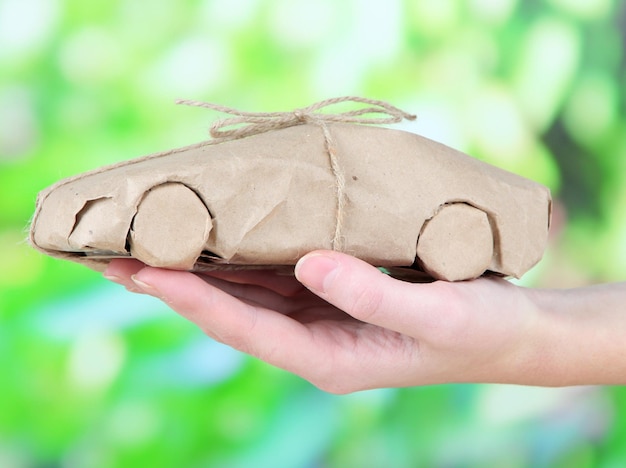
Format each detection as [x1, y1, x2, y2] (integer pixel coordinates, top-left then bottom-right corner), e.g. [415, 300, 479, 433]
[176, 96, 416, 251]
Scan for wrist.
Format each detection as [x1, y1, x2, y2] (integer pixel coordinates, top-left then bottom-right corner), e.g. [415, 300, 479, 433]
[520, 284, 626, 386]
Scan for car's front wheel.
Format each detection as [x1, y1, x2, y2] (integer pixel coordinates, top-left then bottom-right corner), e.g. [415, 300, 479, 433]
[129, 182, 212, 270]
[416, 203, 493, 281]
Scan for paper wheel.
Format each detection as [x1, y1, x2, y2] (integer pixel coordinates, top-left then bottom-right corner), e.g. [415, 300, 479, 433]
[129, 183, 212, 269]
[416, 203, 493, 281]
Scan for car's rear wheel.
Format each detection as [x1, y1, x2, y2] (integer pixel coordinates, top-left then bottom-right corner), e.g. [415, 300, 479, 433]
[129, 183, 212, 269]
[416, 203, 493, 281]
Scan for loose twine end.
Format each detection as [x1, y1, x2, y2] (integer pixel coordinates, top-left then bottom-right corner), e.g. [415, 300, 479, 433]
[176, 96, 416, 252]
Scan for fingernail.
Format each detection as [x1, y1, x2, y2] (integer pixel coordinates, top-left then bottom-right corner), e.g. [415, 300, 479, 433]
[131, 275, 157, 294]
[295, 253, 339, 294]
[103, 273, 123, 284]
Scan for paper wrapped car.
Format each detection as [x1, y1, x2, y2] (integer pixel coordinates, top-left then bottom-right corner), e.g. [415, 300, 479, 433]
[30, 97, 551, 281]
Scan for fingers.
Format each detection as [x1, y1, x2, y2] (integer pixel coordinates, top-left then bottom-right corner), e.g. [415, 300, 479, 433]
[104, 259, 318, 314]
[129, 267, 321, 377]
[104, 258, 147, 292]
[197, 274, 321, 315]
[198, 268, 306, 297]
[105, 259, 306, 299]
[295, 251, 454, 338]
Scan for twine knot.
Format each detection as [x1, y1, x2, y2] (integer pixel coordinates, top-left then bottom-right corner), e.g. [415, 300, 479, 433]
[175, 96, 416, 252]
[175, 96, 416, 140]
[293, 109, 307, 123]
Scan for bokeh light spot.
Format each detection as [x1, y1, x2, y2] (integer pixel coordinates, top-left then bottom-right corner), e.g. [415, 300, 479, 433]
[0, 0, 60, 60]
[409, 0, 460, 37]
[468, 0, 519, 25]
[467, 84, 531, 164]
[67, 330, 126, 392]
[563, 71, 618, 145]
[106, 401, 162, 447]
[0, 86, 39, 161]
[547, 0, 613, 20]
[514, 16, 581, 131]
[141, 36, 231, 98]
[58, 26, 126, 85]
[269, 0, 339, 48]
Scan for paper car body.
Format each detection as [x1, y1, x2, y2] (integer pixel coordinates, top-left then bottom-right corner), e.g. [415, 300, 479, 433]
[30, 123, 551, 281]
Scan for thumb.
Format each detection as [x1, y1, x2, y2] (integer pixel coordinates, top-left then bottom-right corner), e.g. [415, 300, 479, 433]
[295, 251, 444, 336]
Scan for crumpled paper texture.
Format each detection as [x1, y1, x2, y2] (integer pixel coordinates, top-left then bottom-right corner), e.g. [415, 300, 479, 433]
[30, 122, 551, 281]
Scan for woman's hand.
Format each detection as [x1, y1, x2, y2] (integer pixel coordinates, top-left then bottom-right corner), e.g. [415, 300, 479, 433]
[103, 252, 626, 393]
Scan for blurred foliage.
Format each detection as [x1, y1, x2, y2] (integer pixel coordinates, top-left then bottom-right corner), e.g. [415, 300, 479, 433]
[1, 0, 625, 466]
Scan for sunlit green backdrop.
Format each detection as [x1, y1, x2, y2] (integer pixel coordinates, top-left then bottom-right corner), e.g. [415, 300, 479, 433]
[1, 0, 625, 466]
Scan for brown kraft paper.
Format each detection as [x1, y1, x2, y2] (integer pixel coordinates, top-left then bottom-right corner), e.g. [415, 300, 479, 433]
[30, 97, 552, 281]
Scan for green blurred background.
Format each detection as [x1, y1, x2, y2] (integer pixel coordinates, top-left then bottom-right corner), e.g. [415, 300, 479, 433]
[1, 0, 625, 466]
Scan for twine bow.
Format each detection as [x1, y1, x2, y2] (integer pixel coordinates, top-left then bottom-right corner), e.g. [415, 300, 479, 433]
[175, 96, 416, 140]
[176, 96, 416, 252]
